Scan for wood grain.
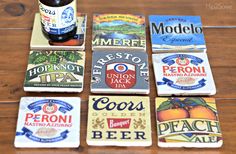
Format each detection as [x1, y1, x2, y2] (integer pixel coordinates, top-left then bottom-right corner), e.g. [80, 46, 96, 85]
[0, 99, 235, 154]
[0, 0, 236, 153]
[0, 28, 236, 102]
[0, 0, 235, 28]
[1, 28, 236, 72]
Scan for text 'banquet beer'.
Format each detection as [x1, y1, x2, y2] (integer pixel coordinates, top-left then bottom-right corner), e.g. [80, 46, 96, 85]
[38, 0, 77, 42]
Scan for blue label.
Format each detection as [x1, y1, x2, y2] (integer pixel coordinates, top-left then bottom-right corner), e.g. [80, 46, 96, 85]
[162, 54, 203, 66]
[61, 7, 74, 24]
[48, 24, 76, 35]
[27, 99, 73, 113]
[149, 15, 206, 50]
[157, 77, 206, 90]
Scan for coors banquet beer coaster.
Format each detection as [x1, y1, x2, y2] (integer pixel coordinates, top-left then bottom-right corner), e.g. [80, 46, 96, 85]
[86, 95, 152, 146]
[91, 51, 150, 94]
[24, 51, 85, 92]
[152, 52, 216, 96]
[92, 14, 146, 52]
[149, 15, 206, 52]
[14, 97, 81, 148]
[155, 97, 223, 148]
[30, 13, 87, 51]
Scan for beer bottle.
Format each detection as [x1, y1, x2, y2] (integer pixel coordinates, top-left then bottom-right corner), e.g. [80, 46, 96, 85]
[38, 0, 77, 42]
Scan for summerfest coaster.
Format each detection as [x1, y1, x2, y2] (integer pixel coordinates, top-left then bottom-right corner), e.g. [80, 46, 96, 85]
[86, 95, 152, 146]
[92, 14, 146, 52]
[152, 52, 216, 96]
[156, 97, 223, 148]
[149, 15, 206, 52]
[14, 97, 81, 148]
[91, 51, 150, 94]
[24, 51, 85, 92]
[30, 13, 87, 51]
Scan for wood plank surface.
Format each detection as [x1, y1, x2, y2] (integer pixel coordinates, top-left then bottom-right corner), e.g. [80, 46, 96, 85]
[1, 28, 236, 72]
[0, 99, 235, 154]
[0, 28, 236, 102]
[0, 0, 236, 153]
[0, 0, 235, 29]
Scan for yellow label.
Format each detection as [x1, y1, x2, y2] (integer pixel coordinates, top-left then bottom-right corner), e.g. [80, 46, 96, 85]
[93, 14, 145, 25]
[87, 95, 152, 146]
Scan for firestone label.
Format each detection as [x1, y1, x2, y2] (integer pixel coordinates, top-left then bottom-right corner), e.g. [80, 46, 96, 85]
[91, 51, 149, 94]
[106, 63, 136, 89]
[86, 96, 152, 146]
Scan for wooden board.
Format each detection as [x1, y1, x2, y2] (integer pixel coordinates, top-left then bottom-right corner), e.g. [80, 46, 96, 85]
[0, 0, 235, 28]
[0, 0, 236, 153]
[0, 99, 235, 154]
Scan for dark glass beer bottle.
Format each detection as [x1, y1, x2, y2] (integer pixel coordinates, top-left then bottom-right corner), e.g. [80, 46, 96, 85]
[38, 0, 77, 42]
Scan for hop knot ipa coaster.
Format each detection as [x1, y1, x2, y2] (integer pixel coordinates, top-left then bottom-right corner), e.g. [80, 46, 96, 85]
[30, 13, 87, 51]
[149, 15, 206, 52]
[152, 53, 216, 96]
[24, 51, 85, 92]
[91, 51, 150, 94]
[155, 97, 223, 148]
[14, 97, 81, 148]
[92, 14, 146, 52]
[87, 95, 152, 146]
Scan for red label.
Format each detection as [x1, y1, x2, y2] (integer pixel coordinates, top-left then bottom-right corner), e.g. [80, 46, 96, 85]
[107, 118, 131, 129]
[42, 103, 58, 114]
[105, 63, 136, 89]
[176, 57, 190, 66]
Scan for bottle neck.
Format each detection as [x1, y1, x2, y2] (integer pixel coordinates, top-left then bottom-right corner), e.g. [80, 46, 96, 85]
[39, 0, 74, 7]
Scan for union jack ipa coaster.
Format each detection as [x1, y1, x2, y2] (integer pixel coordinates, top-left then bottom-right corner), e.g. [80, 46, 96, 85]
[30, 13, 87, 51]
[152, 52, 216, 96]
[156, 97, 223, 148]
[91, 51, 150, 94]
[86, 95, 152, 146]
[24, 51, 85, 92]
[14, 97, 81, 148]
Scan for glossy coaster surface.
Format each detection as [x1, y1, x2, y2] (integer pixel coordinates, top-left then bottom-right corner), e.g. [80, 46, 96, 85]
[30, 13, 87, 51]
[156, 97, 223, 148]
[91, 51, 149, 94]
[149, 15, 206, 52]
[87, 95, 152, 146]
[92, 14, 146, 52]
[14, 97, 81, 148]
[152, 52, 216, 96]
[24, 51, 85, 92]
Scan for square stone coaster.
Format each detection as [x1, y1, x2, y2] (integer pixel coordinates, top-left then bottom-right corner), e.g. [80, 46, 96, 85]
[149, 15, 206, 52]
[14, 97, 81, 148]
[91, 51, 150, 94]
[24, 51, 85, 92]
[30, 13, 87, 51]
[152, 52, 216, 96]
[92, 14, 146, 52]
[86, 95, 152, 146]
[155, 97, 223, 148]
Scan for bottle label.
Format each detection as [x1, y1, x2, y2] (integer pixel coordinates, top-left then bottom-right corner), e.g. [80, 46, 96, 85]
[38, 0, 77, 35]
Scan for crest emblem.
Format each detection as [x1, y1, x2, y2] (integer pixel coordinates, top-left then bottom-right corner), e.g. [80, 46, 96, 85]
[105, 63, 136, 89]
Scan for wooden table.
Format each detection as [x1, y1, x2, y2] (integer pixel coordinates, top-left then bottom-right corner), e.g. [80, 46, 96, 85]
[0, 0, 236, 153]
